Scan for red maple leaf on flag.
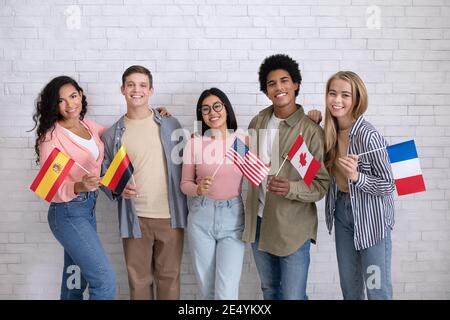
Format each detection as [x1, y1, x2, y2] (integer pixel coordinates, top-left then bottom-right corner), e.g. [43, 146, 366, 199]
[299, 152, 307, 167]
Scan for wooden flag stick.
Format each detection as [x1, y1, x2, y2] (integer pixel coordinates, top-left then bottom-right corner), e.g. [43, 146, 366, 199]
[275, 156, 288, 177]
[212, 158, 225, 179]
[73, 161, 90, 174]
[357, 146, 386, 157]
[131, 174, 137, 186]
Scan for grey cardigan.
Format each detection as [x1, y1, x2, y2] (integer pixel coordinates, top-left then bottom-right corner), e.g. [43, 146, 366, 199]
[101, 109, 188, 238]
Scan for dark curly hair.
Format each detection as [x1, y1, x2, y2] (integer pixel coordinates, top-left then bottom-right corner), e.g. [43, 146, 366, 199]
[31, 76, 87, 164]
[196, 88, 237, 136]
[258, 54, 302, 97]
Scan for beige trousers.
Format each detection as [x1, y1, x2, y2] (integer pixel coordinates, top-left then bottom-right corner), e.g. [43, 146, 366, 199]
[122, 217, 184, 300]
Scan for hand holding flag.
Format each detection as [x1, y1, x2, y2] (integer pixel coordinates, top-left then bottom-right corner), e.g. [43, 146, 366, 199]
[121, 184, 138, 199]
[267, 176, 290, 196]
[197, 176, 214, 196]
[338, 154, 359, 182]
[77, 174, 102, 193]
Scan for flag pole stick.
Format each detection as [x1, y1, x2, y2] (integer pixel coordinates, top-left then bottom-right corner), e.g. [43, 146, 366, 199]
[275, 157, 288, 177]
[357, 146, 386, 158]
[131, 174, 137, 186]
[73, 162, 90, 174]
[212, 159, 225, 179]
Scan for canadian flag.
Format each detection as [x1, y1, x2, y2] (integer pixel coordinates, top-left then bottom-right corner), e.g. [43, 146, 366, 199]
[287, 134, 321, 187]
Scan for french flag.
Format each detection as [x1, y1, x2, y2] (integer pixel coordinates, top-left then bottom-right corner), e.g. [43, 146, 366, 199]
[386, 140, 426, 196]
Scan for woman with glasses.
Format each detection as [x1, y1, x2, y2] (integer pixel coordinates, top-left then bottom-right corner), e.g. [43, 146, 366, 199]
[180, 88, 245, 299]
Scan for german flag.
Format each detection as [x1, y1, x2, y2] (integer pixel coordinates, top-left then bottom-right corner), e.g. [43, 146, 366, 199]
[101, 144, 134, 195]
[30, 147, 75, 202]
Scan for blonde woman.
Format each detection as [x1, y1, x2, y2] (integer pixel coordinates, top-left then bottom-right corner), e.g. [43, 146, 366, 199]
[313, 71, 395, 299]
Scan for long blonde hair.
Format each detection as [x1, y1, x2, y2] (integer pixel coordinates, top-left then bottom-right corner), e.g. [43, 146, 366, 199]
[324, 71, 368, 173]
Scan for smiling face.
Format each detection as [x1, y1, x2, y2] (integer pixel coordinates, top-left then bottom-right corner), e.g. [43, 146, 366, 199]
[326, 78, 355, 128]
[265, 69, 299, 117]
[201, 94, 228, 135]
[121, 72, 153, 110]
[58, 84, 83, 121]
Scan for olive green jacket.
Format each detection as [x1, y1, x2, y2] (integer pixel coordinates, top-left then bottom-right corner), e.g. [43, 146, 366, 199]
[243, 105, 330, 256]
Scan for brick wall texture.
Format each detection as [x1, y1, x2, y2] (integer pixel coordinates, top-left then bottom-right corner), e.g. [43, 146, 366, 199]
[0, 0, 449, 299]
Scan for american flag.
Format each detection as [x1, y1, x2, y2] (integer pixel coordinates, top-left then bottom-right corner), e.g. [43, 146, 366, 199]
[226, 137, 270, 187]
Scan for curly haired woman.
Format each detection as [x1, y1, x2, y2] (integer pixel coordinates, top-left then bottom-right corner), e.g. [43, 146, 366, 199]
[32, 76, 116, 300]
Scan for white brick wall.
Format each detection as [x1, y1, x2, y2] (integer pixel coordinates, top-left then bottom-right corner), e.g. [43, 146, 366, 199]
[0, 0, 449, 300]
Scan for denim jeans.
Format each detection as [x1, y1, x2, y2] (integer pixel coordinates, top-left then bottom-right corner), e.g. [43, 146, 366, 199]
[334, 190, 393, 300]
[187, 196, 245, 300]
[251, 217, 311, 300]
[48, 191, 116, 300]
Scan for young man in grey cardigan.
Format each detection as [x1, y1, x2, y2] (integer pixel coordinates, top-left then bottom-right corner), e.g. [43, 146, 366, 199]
[101, 65, 187, 300]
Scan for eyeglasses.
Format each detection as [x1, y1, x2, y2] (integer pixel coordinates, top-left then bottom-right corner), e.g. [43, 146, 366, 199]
[199, 102, 224, 115]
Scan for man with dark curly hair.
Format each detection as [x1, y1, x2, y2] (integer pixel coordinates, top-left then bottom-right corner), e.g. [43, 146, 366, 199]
[243, 54, 331, 300]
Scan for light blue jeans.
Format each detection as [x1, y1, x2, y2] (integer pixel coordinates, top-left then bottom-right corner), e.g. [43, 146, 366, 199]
[48, 191, 116, 300]
[187, 195, 245, 300]
[252, 217, 311, 300]
[334, 190, 393, 300]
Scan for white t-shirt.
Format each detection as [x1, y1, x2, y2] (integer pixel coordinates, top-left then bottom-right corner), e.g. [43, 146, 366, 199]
[63, 127, 99, 160]
[257, 113, 284, 218]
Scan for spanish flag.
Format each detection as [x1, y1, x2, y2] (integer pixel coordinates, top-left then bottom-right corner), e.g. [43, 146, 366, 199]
[30, 147, 75, 202]
[101, 144, 134, 195]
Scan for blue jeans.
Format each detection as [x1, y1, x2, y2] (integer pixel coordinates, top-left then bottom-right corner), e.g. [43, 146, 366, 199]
[48, 192, 116, 300]
[187, 196, 245, 300]
[334, 191, 393, 300]
[251, 217, 311, 300]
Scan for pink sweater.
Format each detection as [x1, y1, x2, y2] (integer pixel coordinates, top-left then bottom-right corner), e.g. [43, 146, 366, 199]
[181, 134, 243, 201]
[38, 119, 106, 203]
